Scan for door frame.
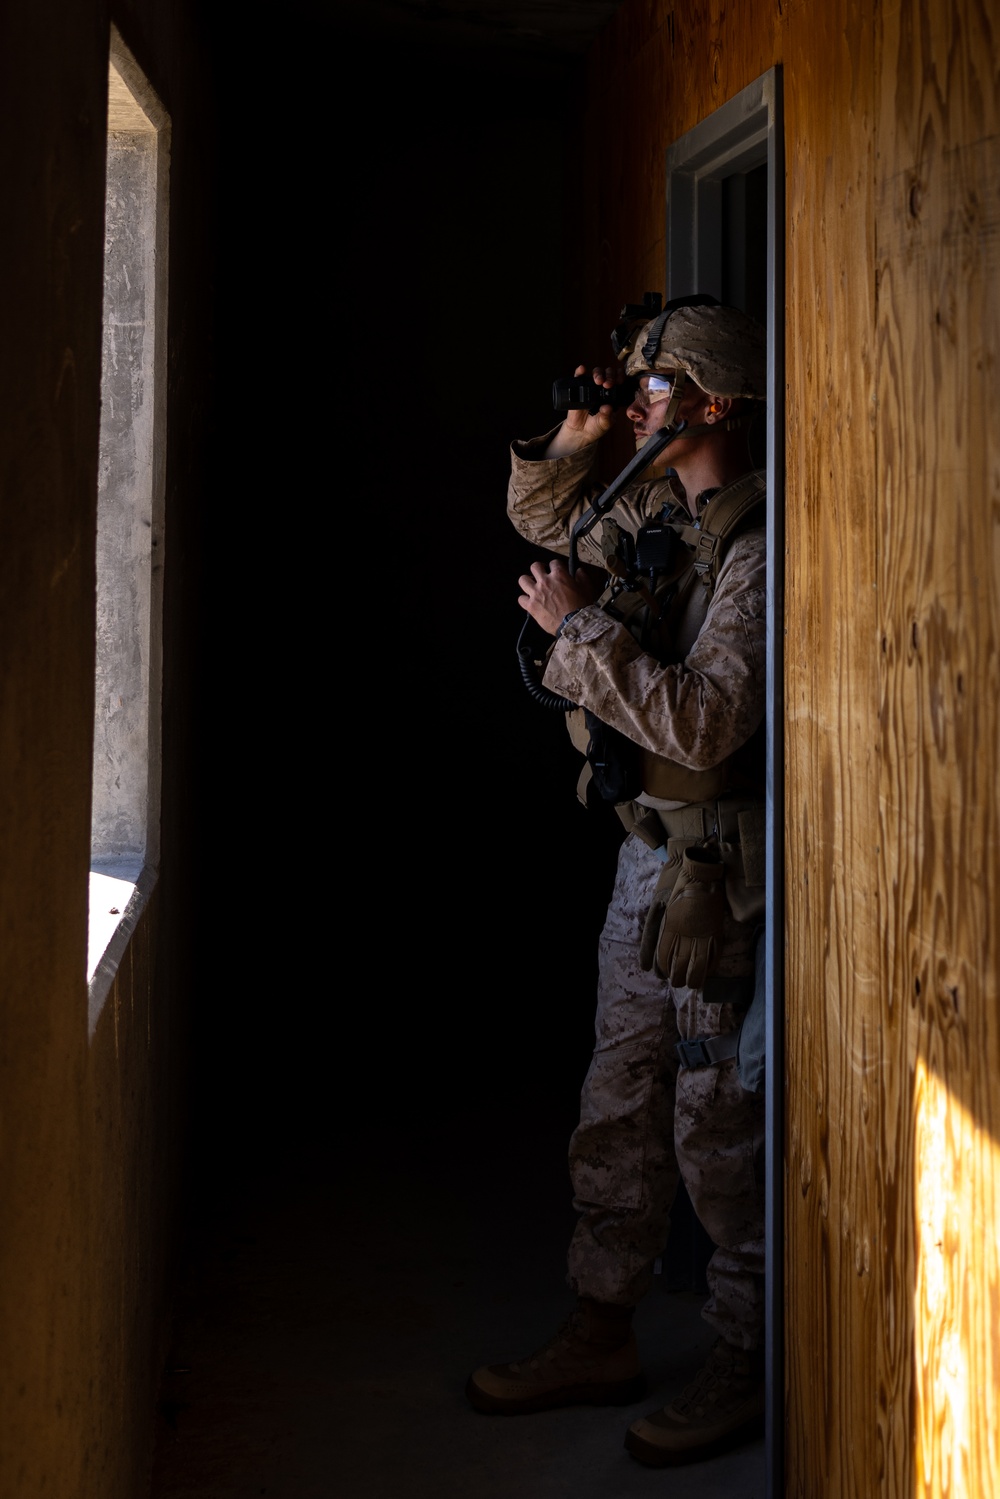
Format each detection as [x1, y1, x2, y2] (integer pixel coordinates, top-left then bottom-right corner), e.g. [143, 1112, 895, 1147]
[664, 67, 786, 1499]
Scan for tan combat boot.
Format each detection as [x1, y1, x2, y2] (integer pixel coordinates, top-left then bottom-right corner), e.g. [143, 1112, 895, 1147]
[466, 1298, 645, 1414]
[624, 1336, 764, 1465]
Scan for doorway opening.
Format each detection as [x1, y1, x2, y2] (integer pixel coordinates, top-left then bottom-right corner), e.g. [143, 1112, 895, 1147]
[663, 67, 785, 1498]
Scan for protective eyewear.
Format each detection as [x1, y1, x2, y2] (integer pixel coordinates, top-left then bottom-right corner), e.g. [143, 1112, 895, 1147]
[637, 372, 678, 405]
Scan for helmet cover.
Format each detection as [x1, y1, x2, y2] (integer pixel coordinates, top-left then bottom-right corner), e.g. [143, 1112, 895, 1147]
[625, 302, 766, 399]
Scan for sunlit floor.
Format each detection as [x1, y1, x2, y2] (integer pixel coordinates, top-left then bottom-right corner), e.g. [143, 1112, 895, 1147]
[149, 1107, 765, 1499]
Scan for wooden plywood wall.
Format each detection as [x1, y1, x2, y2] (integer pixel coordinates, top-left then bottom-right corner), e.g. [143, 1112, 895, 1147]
[782, 0, 885, 1491]
[874, 1, 999, 1494]
[580, 1, 1000, 1494]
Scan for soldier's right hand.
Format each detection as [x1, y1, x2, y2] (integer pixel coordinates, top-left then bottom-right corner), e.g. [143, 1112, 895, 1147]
[544, 365, 622, 458]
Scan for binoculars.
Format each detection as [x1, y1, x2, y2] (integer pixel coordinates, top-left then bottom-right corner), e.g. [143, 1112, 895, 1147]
[551, 373, 638, 414]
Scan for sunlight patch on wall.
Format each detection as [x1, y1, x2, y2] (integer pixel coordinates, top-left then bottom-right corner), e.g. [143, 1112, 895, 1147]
[913, 1056, 999, 1498]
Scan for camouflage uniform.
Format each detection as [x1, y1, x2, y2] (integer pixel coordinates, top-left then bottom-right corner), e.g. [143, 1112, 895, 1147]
[508, 431, 767, 1351]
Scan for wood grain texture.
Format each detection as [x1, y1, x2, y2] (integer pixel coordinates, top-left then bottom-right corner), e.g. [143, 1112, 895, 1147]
[574, 1, 999, 1491]
[875, 1, 1000, 1494]
[782, 5, 882, 1494]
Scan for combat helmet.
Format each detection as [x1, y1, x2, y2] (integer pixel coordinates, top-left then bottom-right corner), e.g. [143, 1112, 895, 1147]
[624, 296, 766, 400]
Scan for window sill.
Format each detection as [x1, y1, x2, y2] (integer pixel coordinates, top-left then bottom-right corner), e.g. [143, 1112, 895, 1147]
[88, 859, 157, 1036]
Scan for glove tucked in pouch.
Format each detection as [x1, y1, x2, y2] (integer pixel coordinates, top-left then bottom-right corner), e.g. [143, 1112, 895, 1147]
[640, 843, 728, 989]
[638, 801, 767, 989]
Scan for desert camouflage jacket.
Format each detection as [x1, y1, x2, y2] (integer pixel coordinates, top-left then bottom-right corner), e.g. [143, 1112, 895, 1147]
[508, 429, 767, 796]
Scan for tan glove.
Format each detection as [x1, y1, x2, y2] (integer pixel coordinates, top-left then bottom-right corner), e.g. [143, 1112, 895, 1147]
[639, 842, 686, 972]
[643, 844, 727, 988]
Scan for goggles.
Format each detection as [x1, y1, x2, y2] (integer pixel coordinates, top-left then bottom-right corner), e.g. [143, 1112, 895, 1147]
[635, 372, 679, 405]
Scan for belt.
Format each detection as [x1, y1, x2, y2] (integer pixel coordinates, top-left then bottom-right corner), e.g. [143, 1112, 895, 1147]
[676, 1030, 740, 1069]
[630, 796, 763, 846]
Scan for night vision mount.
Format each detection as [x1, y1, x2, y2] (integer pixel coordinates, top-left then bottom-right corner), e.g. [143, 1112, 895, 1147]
[610, 291, 663, 360]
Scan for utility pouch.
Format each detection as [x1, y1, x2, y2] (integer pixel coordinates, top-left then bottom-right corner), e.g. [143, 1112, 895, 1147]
[718, 842, 766, 925]
[583, 709, 642, 804]
[640, 843, 727, 988]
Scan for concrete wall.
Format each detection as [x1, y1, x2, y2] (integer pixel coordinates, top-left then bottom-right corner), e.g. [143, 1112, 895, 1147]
[0, 4, 218, 1494]
[92, 47, 167, 868]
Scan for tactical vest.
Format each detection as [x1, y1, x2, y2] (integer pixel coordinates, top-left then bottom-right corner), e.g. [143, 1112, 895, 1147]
[566, 468, 767, 806]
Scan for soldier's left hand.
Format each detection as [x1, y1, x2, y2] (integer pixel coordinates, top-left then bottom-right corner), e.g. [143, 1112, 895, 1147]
[517, 558, 600, 636]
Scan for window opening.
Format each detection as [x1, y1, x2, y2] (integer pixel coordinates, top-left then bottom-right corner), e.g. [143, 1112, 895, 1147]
[88, 30, 169, 1026]
[721, 162, 768, 325]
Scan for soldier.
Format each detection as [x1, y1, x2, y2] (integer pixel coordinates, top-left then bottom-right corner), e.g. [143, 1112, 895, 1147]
[466, 298, 770, 1467]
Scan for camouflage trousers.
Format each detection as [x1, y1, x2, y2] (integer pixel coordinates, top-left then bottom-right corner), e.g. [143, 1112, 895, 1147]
[567, 831, 766, 1350]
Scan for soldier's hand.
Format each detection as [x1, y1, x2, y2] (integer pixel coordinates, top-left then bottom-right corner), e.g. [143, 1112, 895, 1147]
[517, 556, 600, 636]
[544, 365, 623, 458]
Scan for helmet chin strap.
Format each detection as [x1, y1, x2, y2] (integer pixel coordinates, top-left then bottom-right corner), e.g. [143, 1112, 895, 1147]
[662, 412, 755, 442]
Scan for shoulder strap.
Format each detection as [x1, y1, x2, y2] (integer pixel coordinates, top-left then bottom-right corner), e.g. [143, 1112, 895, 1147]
[671, 470, 766, 590]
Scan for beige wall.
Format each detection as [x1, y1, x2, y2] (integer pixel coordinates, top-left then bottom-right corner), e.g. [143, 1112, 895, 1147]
[0, 4, 214, 1494]
[579, 1, 999, 1494]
